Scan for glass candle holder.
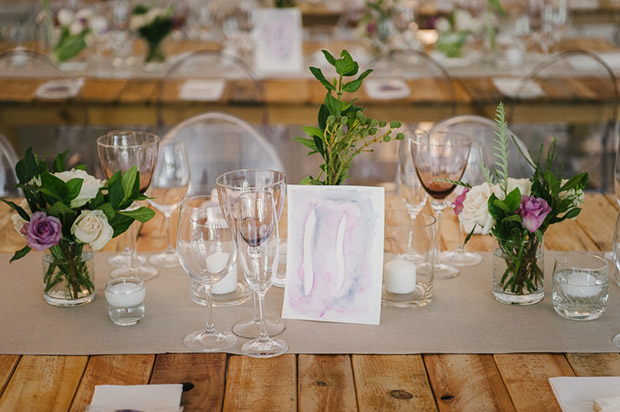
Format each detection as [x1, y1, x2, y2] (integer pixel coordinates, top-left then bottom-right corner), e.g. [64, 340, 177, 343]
[105, 277, 146, 326]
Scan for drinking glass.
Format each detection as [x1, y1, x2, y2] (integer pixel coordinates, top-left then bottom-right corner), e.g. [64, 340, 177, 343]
[611, 211, 620, 288]
[411, 130, 471, 279]
[97, 130, 159, 280]
[216, 169, 286, 339]
[439, 139, 485, 267]
[147, 139, 191, 268]
[397, 132, 427, 219]
[237, 191, 287, 358]
[177, 195, 237, 351]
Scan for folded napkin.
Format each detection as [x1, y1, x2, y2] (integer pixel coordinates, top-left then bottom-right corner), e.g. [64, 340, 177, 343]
[549, 377, 620, 412]
[493, 77, 544, 99]
[87, 384, 183, 412]
[35, 77, 84, 100]
[363, 78, 410, 100]
[179, 79, 226, 101]
[568, 52, 620, 72]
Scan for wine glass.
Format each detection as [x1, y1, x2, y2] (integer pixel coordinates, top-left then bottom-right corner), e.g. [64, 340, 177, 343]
[397, 131, 428, 219]
[613, 211, 620, 347]
[216, 169, 286, 339]
[411, 129, 471, 279]
[439, 139, 485, 267]
[237, 191, 287, 357]
[97, 130, 159, 280]
[147, 139, 191, 268]
[177, 195, 237, 351]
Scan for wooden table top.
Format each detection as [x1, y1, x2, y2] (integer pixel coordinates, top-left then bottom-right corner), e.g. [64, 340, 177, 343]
[0, 192, 618, 411]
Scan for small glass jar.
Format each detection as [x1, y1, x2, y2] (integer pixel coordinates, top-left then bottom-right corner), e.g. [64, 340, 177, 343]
[105, 277, 145, 326]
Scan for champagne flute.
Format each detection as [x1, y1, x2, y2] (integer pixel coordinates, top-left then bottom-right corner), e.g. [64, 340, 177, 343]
[177, 195, 237, 351]
[411, 130, 471, 279]
[237, 191, 287, 357]
[613, 211, 620, 347]
[216, 169, 286, 339]
[147, 139, 190, 268]
[97, 130, 159, 280]
[397, 132, 428, 219]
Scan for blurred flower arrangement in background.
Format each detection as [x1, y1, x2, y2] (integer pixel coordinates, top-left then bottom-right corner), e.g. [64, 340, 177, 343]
[130, 4, 176, 63]
[50, 4, 108, 63]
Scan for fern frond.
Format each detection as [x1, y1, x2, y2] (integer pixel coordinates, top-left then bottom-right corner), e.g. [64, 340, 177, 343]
[480, 162, 495, 184]
[493, 102, 510, 194]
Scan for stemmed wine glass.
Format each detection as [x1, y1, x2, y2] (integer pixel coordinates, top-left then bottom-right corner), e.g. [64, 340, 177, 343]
[397, 131, 428, 219]
[439, 139, 485, 267]
[97, 130, 159, 280]
[177, 195, 237, 351]
[216, 169, 286, 339]
[612, 210, 620, 347]
[147, 139, 191, 268]
[411, 129, 471, 279]
[237, 191, 287, 357]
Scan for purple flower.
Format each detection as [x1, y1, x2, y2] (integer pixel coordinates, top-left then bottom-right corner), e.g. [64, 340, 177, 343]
[452, 187, 469, 216]
[518, 196, 551, 233]
[21, 212, 62, 251]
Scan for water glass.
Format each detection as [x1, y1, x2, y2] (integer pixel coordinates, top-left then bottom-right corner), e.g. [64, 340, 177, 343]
[383, 211, 436, 308]
[105, 277, 146, 326]
[552, 252, 608, 321]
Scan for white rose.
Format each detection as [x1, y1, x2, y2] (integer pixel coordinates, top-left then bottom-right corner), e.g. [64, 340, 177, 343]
[11, 199, 30, 235]
[71, 210, 113, 251]
[129, 14, 146, 31]
[57, 8, 74, 27]
[53, 169, 104, 208]
[69, 21, 84, 36]
[89, 15, 108, 37]
[458, 182, 496, 235]
[506, 178, 532, 198]
[435, 17, 451, 33]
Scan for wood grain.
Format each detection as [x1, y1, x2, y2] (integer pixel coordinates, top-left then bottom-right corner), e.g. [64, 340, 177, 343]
[298, 354, 357, 412]
[223, 354, 297, 412]
[494, 354, 575, 412]
[69, 354, 155, 412]
[352, 355, 437, 412]
[150, 353, 227, 412]
[424, 354, 515, 412]
[0, 355, 87, 412]
[566, 353, 620, 376]
[574, 193, 618, 251]
[0, 355, 19, 398]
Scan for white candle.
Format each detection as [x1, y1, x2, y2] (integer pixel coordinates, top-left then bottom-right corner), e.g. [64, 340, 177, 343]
[205, 252, 230, 273]
[562, 271, 602, 298]
[105, 281, 145, 308]
[384, 258, 417, 294]
[213, 262, 238, 295]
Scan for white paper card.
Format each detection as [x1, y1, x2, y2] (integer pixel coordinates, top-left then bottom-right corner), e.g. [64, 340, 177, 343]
[568, 52, 620, 72]
[89, 384, 183, 411]
[549, 377, 620, 412]
[179, 79, 226, 101]
[282, 185, 384, 325]
[363, 78, 411, 100]
[493, 77, 544, 99]
[253, 8, 303, 76]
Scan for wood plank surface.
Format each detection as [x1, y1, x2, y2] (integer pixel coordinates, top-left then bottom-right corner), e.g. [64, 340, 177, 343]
[223, 354, 297, 412]
[298, 354, 357, 412]
[0, 355, 88, 412]
[424, 354, 515, 412]
[574, 193, 618, 251]
[0, 355, 19, 398]
[150, 353, 227, 412]
[69, 354, 155, 412]
[494, 354, 575, 412]
[566, 353, 620, 376]
[352, 355, 437, 412]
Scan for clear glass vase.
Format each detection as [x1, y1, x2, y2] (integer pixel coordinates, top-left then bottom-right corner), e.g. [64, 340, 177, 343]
[145, 40, 166, 64]
[43, 243, 95, 307]
[492, 235, 544, 305]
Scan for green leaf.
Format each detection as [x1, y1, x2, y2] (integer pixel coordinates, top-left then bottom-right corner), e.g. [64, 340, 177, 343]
[318, 104, 329, 131]
[109, 214, 134, 238]
[299, 176, 313, 185]
[313, 135, 325, 156]
[564, 208, 581, 219]
[97, 203, 115, 221]
[52, 151, 68, 173]
[309, 67, 335, 91]
[15, 148, 38, 184]
[0, 198, 30, 221]
[502, 214, 522, 224]
[293, 137, 318, 151]
[64, 178, 83, 203]
[41, 172, 67, 198]
[9, 246, 31, 262]
[335, 50, 359, 77]
[342, 68, 372, 93]
[119, 206, 155, 223]
[321, 49, 336, 65]
[47, 201, 73, 219]
[325, 93, 342, 116]
[302, 126, 323, 139]
[121, 166, 138, 201]
[108, 180, 124, 209]
[504, 188, 522, 212]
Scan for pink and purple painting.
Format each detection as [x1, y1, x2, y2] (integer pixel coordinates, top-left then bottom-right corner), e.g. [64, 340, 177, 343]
[282, 185, 384, 325]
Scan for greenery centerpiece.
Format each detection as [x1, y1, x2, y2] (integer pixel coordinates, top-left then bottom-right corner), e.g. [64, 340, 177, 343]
[295, 49, 404, 185]
[130, 5, 175, 64]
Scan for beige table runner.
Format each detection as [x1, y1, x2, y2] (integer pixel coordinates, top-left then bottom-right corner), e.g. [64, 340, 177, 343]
[1, 251, 619, 355]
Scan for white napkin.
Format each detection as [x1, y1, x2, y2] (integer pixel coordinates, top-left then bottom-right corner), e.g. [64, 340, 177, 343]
[363, 78, 411, 100]
[88, 384, 183, 412]
[35, 77, 84, 100]
[568, 52, 620, 72]
[549, 377, 620, 412]
[493, 77, 544, 99]
[179, 79, 226, 101]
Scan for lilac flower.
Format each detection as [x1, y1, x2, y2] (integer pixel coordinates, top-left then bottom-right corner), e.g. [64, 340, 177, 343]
[21, 212, 63, 251]
[452, 187, 469, 216]
[518, 196, 551, 233]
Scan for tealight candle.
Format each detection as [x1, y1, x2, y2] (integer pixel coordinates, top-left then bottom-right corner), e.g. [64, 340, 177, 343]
[105, 277, 145, 326]
[213, 262, 238, 295]
[562, 271, 602, 298]
[384, 258, 417, 294]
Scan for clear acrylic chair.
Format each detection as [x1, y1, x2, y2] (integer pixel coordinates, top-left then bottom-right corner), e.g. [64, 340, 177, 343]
[506, 49, 619, 191]
[0, 131, 20, 197]
[156, 49, 268, 134]
[161, 111, 285, 196]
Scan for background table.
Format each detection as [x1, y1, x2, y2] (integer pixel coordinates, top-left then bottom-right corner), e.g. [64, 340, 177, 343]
[0, 192, 618, 411]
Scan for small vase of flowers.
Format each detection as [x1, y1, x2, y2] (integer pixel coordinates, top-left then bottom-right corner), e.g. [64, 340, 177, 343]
[130, 5, 175, 65]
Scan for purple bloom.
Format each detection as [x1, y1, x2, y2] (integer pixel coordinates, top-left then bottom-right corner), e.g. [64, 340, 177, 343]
[21, 212, 62, 251]
[518, 196, 551, 233]
[452, 187, 469, 216]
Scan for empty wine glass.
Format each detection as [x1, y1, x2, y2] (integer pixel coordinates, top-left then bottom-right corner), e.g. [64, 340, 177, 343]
[97, 130, 159, 280]
[147, 139, 190, 268]
[177, 195, 237, 351]
[411, 129, 471, 279]
[440, 139, 485, 267]
[216, 169, 286, 339]
[237, 191, 287, 358]
[397, 132, 427, 219]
